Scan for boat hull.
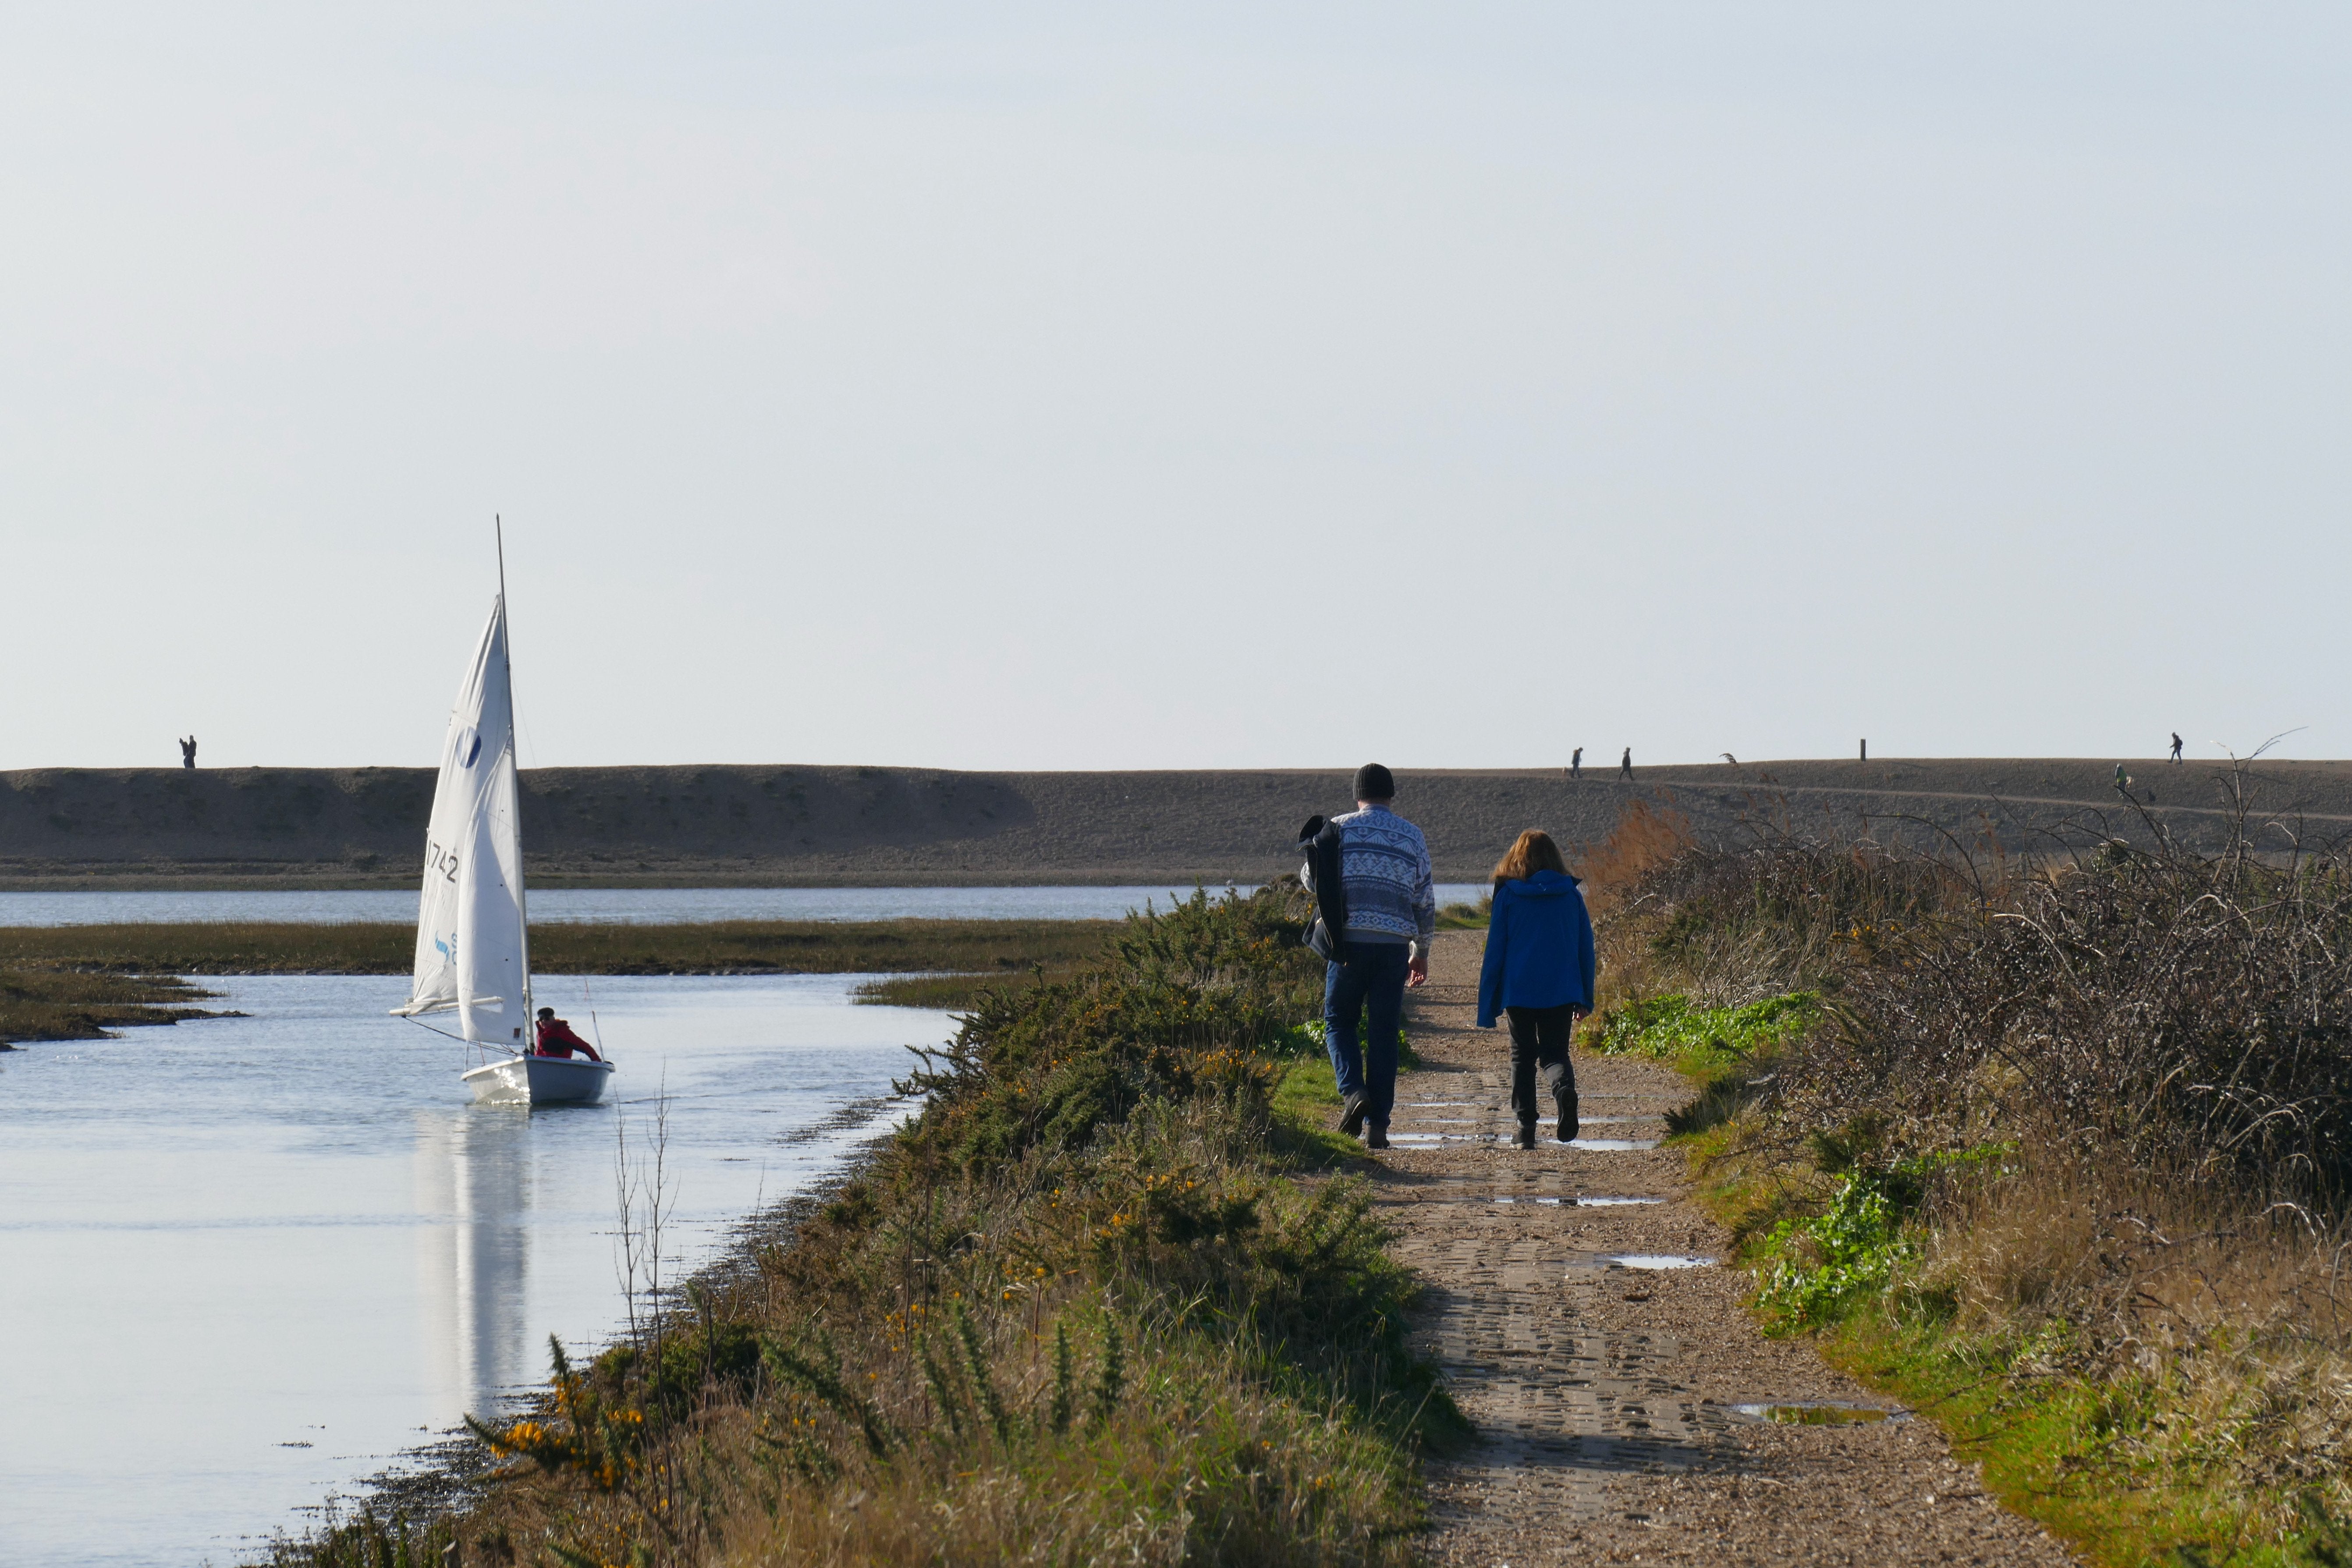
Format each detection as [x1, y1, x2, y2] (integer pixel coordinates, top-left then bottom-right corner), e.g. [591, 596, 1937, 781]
[461, 1054, 615, 1106]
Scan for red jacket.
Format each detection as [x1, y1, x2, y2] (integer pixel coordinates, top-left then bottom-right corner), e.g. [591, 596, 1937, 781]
[534, 1018, 603, 1061]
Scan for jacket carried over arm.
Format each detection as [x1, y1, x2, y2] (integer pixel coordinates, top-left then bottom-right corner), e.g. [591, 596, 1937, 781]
[1476, 869, 1598, 1029]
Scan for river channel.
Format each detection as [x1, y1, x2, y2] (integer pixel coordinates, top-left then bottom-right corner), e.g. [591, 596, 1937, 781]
[0, 972, 953, 1568]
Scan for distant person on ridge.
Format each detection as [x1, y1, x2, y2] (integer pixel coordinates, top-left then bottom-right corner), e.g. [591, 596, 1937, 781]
[1477, 830, 1597, 1148]
[1323, 763, 1436, 1153]
[1570, 747, 1583, 779]
[179, 735, 197, 769]
[2171, 733, 2184, 763]
[533, 1007, 604, 1062]
[1618, 747, 1632, 780]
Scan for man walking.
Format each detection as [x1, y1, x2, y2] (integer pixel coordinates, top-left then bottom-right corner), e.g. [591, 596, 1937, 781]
[1569, 747, 1582, 779]
[179, 735, 197, 769]
[1618, 746, 1632, 780]
[1324, 763, 1436, 1151]
[2170, 733, 2184, 763]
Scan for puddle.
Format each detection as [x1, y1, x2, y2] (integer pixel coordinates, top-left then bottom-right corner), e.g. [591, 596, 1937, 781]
[1408, 1117, 1485, 1125]
[1603, 1254, 1715, 1270]
[1724, 1402, 1909, 1426]
[1569, 1139, 1660, 1151]
[1407, 1101, 1478, 1108]
[1578, 1116, 1652, 1125]
[1386, 1132, 1482, 1145]
[1575, 1196, 1664, 1207]
[1490, 1195, 1566, 1205]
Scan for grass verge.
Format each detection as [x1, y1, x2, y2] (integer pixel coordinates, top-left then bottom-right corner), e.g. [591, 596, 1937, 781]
[1613, 805, 2352, 1567]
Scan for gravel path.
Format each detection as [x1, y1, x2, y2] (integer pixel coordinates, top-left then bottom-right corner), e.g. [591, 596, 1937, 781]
[1370, 931, 2082, 1566]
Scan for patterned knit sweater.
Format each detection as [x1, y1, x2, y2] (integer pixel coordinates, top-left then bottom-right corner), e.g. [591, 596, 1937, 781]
[1334, 805, 1437, 947]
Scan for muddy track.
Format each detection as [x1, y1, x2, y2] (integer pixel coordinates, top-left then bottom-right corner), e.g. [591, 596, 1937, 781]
[1370, 931, 2081, 1565]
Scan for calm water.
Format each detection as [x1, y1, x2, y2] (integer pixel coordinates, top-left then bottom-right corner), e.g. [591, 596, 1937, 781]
[0, 974, 954, 1568]
[0, 885, 1490, 926]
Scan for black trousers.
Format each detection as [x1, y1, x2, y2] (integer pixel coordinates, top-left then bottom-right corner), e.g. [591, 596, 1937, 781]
[1505, 1003, 1579, 1125]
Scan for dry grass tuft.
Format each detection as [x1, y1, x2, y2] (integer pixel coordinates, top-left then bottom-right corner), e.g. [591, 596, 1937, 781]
[1572, 797, 1694, 919]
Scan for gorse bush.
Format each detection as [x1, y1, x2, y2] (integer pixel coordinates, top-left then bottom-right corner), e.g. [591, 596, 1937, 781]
[894, 887, 1318, 1173]
[260, 885, 1449, 1568]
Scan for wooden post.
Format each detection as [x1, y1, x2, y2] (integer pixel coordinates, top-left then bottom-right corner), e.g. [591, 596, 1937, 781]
[1860, 739, 1867, 761]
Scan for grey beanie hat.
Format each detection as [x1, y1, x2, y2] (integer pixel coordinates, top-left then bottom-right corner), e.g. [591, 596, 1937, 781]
[1353, 763, 1395, 801]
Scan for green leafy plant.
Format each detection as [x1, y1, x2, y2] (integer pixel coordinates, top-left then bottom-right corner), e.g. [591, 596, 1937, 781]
[1591, 991, 1820, 1067]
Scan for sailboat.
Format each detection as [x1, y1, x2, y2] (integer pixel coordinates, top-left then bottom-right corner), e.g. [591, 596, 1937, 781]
[393, 555, 615, 1106]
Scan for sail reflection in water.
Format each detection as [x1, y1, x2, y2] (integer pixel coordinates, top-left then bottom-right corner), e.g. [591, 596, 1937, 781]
[415, 1109, 537, 1420]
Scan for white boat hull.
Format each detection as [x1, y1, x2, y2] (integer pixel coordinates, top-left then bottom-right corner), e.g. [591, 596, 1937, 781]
[461, 1054, 616, 1106]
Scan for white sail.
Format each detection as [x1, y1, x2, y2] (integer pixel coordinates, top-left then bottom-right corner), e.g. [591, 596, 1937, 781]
[398, 598, 530, 1048]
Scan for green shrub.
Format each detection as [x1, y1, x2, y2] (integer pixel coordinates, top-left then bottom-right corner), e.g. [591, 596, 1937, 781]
[1591, 991, 1820, 1067]
[1753, 1148, 2009, 1333]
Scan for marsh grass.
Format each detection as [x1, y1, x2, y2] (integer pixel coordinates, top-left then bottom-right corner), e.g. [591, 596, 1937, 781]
[258, 886, 1457, 1568]
[0, 918, 1115, 979]
[0, 966, 227, 1043]
[852, 967, 1096, 1011]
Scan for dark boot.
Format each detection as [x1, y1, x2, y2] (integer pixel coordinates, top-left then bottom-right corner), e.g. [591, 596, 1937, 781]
[1515, 1121, 1536, 1150]
[1339, 1089, 1368, 1137]
[1366, 1125, 1389, 1149]
[1541, 1063, 1578, 1144]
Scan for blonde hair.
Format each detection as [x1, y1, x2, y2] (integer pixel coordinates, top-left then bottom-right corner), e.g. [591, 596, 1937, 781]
[1491, 829, 1568, 890]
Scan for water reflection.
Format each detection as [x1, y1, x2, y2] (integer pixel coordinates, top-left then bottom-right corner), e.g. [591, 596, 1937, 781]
[414, 1109, 537, 1421]
[0, 972, 946, 1568]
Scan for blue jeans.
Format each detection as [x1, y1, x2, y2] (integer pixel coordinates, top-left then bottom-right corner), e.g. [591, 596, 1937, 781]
[1324, 942, 1409, 1130]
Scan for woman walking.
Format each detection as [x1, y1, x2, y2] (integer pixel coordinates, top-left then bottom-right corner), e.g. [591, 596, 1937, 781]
[1476, 829, 1598, 1148]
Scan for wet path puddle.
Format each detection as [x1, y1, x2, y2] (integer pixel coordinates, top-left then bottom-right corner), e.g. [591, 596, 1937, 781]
[1489, 1195, 1667, 1207]
[1724, 1401, 1910, 1425]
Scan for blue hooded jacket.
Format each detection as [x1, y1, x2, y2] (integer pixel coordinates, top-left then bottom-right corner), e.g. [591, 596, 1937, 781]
[1476, 869, 1598, 1029]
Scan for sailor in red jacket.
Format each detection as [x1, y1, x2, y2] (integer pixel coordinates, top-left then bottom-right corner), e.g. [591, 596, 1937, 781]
[533, 1007, 604, 1062]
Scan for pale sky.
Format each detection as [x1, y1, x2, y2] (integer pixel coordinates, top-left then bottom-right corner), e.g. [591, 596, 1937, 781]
[6, 4, 2346, 771]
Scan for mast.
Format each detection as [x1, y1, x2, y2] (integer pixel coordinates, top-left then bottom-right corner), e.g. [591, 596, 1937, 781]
[497, 514, 533, 1053]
